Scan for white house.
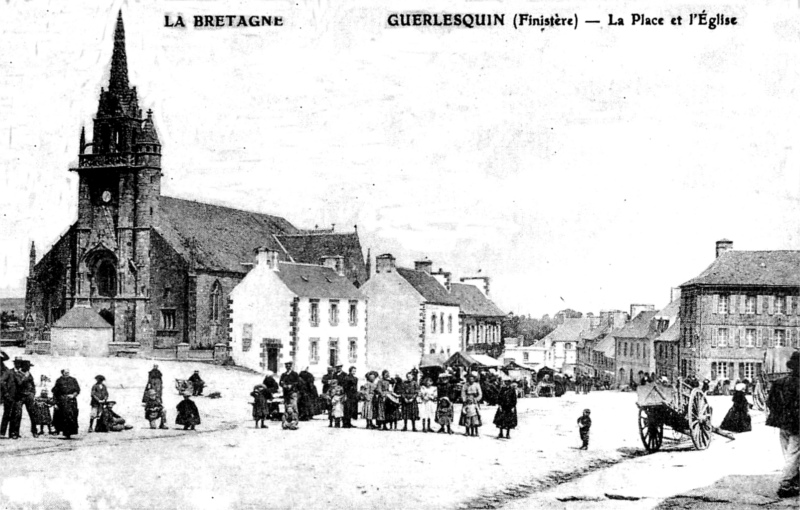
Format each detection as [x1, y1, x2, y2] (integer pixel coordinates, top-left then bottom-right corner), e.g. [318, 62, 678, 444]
[360, 255, 461, 374]
[502, 337, 548, 370]
[229, 248, 367, 378]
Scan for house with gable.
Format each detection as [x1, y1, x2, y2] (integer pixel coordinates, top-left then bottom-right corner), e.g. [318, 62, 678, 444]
[360, 255, 461, 374]
[228, 248, 367, 378]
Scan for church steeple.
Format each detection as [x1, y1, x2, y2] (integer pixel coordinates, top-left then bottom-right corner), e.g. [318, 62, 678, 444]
[109, 10, 129, 94]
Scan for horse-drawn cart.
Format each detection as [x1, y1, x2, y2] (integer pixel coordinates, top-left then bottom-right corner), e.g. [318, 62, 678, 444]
[636, 380, 730, 452]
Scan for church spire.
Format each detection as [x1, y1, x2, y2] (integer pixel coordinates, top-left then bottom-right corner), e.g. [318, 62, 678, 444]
[109, 10, 129, 93]
[29, 241, 36, 275]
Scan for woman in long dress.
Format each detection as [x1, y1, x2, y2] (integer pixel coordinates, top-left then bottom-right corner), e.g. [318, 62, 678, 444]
[493, 381, 518, 439]
[720, 382, 752, 432]
[360, 372, 379, 429]
[52, 371, 81, 439]
[459, 374, 483, 433]
[374, 370, 397, 431]
[298, 368, 319, 421]
[418, 377, 438, 433]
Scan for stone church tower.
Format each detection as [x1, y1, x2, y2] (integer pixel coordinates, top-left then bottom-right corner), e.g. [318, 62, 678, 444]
[70, 11, 160, 345]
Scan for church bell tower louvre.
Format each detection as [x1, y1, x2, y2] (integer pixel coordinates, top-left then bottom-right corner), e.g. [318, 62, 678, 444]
[69, 10, 162, 346]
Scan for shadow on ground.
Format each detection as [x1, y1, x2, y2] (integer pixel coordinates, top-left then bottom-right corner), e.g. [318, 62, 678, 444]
[655, 474, 798, 509]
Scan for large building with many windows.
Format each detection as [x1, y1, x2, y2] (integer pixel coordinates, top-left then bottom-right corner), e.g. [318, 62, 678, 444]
[678, 240, 800, 383]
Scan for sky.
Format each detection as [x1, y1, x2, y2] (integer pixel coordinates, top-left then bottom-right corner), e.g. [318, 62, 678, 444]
[1, 0, 798, 316]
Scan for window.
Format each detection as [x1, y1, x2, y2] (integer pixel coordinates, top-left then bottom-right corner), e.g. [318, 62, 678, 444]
[309, 338, 319, 364]
[565, 343, 572, 350]
[718, 328, 729, 347]
[348, 301, 358, 326]
[96, 260, 117, 297]
[310, 300, 319, 327]
[719, 362, 729, 380]
[623, 342, 628, 357]
[745, 295, 756, 314]
[440, 314, 444, 335]
[636, 343, 640, 358]
[329, 338, 339, 366]
[431, 314, 437, 334]
[242, 324, 253, 352]
[160, 309, 176, 330]
[523, 352, 529, 362]
[775, 329, 786, 347]
[210, 280, 222, 321]
[775, 296, 786, 315]
[745, 328, 756, 347]
[448, 315, 453, 333]
[718, 295, 729, 314]
[329, 301, 339, 326]
[348, 338, 357, 362]
[658, 344, 664, 358]
[743, 362, 755, 381]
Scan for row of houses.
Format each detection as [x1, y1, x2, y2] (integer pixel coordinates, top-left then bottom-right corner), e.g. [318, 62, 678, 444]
[227, 250, 505, 379]
[504, 240, 800, 387]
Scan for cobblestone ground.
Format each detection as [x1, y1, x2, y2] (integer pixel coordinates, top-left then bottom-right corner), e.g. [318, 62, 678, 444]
[0, 350, 792, 509]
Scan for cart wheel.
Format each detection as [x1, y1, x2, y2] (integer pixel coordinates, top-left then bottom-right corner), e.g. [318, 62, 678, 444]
[638, 407, 663, 452]
[688, 389, 713, 450]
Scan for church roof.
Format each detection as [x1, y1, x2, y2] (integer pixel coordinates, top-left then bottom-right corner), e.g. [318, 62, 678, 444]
[276, 262, 364, 300]
[275, 232, 367, 285]
[52, 306, 112, 329]
[681, 250, 800, 288]
[396, 267, 460, 306]
[449, 283, 504, 317]
[158, 196, 299, 273]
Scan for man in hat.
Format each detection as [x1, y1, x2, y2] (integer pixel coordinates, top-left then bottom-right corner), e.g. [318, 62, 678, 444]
[12, 359, 38, 438]
[0, 358, 20, 437]
[279, 362, 300, 421]
[89, 375, 109, 432]
[766, 350, 800, 498]
[188, 370, 205, 396]
[52, 368, 81, 438]
[96, 401, 133, 432]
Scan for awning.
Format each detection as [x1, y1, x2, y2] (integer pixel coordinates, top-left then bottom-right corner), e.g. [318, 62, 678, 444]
[419, 353, 449, 368]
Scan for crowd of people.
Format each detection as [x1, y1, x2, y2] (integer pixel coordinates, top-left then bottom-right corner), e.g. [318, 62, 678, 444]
[0, 355, 203, 439]
[248, 362, 521, 439]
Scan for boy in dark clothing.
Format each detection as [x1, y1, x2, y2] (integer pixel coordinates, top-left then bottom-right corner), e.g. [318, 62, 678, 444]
[577, 409, 592, 450]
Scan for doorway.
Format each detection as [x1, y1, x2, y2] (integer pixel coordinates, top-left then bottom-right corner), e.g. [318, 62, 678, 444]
[267, 347, 279, 374]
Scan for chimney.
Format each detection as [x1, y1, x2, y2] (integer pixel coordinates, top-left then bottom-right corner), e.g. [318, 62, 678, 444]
[670, 287, 681, 303]
[254, 246, 279, 271]
[431, 268, 452, 292]
[321, 255, 345, 277]
[716, 239, 733, 258]
[460, 276, 490, 297]
[375, 253, 396, 274]
[414, 259, 432, 274]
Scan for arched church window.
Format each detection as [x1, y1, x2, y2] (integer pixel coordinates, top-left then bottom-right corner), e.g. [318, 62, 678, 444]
[210, 280, 222, 321]
[96, 260, 117, 297]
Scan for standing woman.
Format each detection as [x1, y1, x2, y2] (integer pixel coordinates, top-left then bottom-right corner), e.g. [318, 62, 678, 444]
[297, 367, 319, 421]
[374, 370, 395, 431]
[418, 377, 438, 433]
[459, 374, 483, 435]
[400, 372, 420, 432]
[494, 380, 518, 439]
[360, 372, 379, 429]
[52, 369, 81, 439]
[720, 381, 752, 433]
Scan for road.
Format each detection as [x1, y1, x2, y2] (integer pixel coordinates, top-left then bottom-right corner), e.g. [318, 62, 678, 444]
[0, 350, 796, 509]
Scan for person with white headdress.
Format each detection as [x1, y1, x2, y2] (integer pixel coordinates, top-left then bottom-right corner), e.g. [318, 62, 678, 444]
[720, 380, 752, 433]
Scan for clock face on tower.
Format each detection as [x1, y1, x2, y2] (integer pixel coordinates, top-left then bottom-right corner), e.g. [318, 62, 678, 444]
[102, 191, 112, 203]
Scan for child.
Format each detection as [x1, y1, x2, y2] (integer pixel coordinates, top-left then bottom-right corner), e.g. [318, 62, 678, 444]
[282, 403, 299, 430]
[176, 394, 201, 431]
[435, 396, 454, 434]
[250, 385, 269, 429]
[33, 389, 55, 436]
[460, 396, 481, 437]
[328, 381, 345, 428]
[577, 408, 592, 450]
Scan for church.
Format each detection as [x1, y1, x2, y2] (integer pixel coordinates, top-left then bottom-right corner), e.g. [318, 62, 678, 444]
[24, 12, 367, 355]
